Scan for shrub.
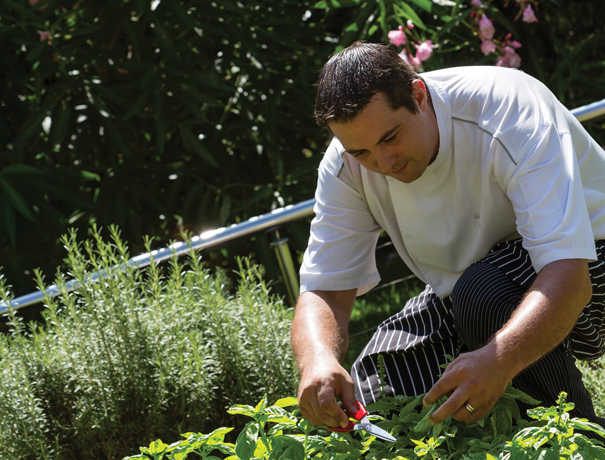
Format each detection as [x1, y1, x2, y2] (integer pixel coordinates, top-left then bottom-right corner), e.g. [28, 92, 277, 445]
[0, 226, 297, 459]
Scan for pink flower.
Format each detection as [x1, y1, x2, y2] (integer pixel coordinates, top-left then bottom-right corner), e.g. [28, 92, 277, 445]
[406, 20, 414, 29]
[478, 14, 495, 41]
[388, 26, 406, 47]
[37, 30, 51, 44]
[29, 0, 47, 10]
[471, 0, 483, 7]
[496, 46, 522, 68]
[522, 5, 538, 23]
[509, 40, 522, 49]
[415, 40, 433, 62]
[399, 50, 421, 70]
[480, 39, 496, 55]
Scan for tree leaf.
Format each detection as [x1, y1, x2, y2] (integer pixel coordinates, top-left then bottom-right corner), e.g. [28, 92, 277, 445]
[408, 0, 432, 12]
[1, 200, 17, 247]
[0, 164, 45, 177]
[0, 177, 36, 221]
[393, 2, 426, 30]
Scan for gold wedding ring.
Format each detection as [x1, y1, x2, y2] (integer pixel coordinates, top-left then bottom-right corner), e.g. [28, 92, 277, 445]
[464, 403, 475, 414]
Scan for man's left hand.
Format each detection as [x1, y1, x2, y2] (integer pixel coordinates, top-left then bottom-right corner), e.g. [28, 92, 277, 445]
[422, 342, 515, 424]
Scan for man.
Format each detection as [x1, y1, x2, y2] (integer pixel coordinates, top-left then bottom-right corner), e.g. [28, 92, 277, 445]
[291, 41, 605, 430]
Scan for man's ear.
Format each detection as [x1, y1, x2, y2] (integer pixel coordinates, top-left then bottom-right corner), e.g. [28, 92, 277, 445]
[411, 78, 428, 111]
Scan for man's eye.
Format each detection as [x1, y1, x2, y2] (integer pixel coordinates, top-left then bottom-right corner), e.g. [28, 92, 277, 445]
[350, 151, 367, 158]
[384, 134, 396, 143]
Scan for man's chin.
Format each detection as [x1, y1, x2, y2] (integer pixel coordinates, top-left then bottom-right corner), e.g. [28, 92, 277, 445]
[390, 169, 421, 183]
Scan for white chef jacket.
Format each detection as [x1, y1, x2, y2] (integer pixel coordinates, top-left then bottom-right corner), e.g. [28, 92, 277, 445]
[300, 66, 605, 298]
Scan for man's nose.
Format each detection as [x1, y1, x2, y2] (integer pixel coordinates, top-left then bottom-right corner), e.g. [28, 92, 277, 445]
[375, 148, 398, 173]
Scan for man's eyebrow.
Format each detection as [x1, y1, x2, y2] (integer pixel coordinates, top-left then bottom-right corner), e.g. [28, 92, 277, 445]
[344, 124, 400, 156]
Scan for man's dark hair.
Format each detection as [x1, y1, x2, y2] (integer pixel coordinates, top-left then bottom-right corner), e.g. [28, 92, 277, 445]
[314, 41, 420, 127]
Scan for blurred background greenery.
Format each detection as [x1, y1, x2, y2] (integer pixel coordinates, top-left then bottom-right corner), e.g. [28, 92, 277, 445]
[2, 0, 604, 300]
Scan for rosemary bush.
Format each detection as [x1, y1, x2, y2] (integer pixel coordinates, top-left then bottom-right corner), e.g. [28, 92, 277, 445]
[0, 226, 297, 459]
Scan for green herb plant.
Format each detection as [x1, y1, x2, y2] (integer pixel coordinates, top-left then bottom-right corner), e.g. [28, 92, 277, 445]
[126, 389, 605, 459]
[0, 226, 298, 459]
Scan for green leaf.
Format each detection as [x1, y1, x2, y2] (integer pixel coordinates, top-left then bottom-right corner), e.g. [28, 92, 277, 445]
[80, 170, 101, 181]
[50, 104, 72, 147]
[207, 427, 235, 441]
[227, 404, 255, 417]
[0, 177, 36, 221]
[344, 22, 359, 32]
[408, 0, 432, 12]
[235, 422, 259, 460]
[1, 164, 44, 176]
[570, 419, 605, 439]
[503, 386, 541, 406]
[574, 435, 605, 457]
[254, 395, 268, 413]
[414, 402, 438, 433]
[141, 439, 168, 455]
[1, 200, 17, 247]
[179, 125, 218, 167]
[431, 421, 443, 438]
[268, 435, 305, 460]
[393, 2, 426, 30]
[274, 397, 298, 408]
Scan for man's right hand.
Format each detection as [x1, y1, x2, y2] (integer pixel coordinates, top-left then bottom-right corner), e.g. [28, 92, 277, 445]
[291, 289, 357, 428]
[296, 352, 358, 428]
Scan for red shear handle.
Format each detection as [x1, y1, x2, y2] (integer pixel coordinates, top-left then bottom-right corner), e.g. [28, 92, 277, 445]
[327, 400, 368, 432]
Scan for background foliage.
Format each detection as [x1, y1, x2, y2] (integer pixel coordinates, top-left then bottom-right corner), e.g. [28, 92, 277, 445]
[2, 0, 604, 298]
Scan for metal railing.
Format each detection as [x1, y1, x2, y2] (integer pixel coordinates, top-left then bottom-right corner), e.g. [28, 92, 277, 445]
[2, 98, 605, 314]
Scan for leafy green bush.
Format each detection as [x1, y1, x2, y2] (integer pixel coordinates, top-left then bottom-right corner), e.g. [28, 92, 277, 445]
[1, 0, 337, 294]
[3, 0, 604, 297]
[125, 391, 605, 459]
[0, 226, 297, 459]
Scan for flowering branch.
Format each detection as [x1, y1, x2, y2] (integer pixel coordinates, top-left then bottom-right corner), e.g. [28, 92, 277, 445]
[387, 20, 433, 70]
[470, 0, 540, 68]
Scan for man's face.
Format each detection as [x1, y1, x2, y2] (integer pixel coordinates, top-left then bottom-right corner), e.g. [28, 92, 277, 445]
[328, 80, 439, 183]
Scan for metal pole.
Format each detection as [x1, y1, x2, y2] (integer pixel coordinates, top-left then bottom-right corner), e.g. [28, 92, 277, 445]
[270, 228, 300, 307]
[0, 199, 315, 314]
[2, 97, 605, 315]
[571, 98, 605, 122]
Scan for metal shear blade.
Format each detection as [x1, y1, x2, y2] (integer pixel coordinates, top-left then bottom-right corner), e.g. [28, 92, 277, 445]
[353, 417, 397, 442]
[328, 400, 397, 442]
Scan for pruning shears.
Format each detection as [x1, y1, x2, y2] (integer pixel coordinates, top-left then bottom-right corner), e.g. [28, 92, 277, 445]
[327, 400, 397, 442]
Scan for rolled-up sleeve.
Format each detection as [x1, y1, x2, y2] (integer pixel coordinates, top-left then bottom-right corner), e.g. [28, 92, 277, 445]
[505, 123, 596, 272]
[300, 145, 382, 296]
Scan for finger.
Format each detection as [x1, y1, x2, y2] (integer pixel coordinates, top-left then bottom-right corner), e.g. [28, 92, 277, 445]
[317, 382, 349, 428]
[298, 383, 329, 427]
[453, 402, 488, 424]
[339, 374, 358, 415]
[423, 371, 458, 407]
[430, 387, 468, 424]
[452, 402, 476, 423]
